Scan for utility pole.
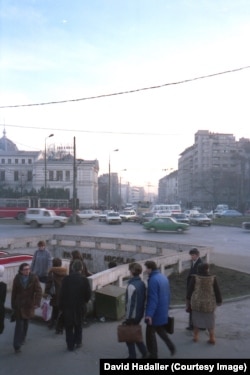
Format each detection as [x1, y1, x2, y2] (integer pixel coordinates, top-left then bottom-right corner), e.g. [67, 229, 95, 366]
[72, 136, 77, 224]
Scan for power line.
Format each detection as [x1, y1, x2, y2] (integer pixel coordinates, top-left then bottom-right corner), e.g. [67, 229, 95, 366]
[0, 123, 182, 136]
[1, 65, 250, 109]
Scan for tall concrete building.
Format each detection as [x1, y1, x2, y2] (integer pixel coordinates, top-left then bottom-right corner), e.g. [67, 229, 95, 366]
[0, 130, 99, 208]
[178, 130, 250, 210]
[158, 170, 178, 203]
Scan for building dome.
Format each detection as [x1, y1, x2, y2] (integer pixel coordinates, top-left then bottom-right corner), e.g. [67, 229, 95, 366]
[0, 129, 18, 152]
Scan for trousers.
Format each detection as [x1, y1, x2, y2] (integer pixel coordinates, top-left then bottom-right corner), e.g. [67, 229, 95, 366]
[13, 318, 29, 350]
[146, 324, 175, 358]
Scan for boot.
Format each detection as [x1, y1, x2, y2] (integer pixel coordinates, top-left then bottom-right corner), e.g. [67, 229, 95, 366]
[207, 329, 216, 344]
[193, 327, 199, 342]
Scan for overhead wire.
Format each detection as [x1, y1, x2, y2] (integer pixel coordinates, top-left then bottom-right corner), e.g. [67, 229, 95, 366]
[1, 65, 250, 109]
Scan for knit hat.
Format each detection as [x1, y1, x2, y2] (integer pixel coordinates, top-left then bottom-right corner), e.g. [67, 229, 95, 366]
[0, 265, 4, 278]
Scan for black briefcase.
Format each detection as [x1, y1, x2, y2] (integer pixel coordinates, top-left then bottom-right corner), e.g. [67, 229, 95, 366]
[165, 316, 174, 334]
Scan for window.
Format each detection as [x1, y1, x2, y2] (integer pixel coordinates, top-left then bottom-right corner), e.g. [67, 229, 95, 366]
[22, 159, 25, 164]
[1, 159, 5, 164]
[27, 171, 33, 181]
[15, 159, 18, 164]
[14, 171, 19, 181]
[56, 171, 63, 181]
[65, 171, 70, 181]
[49, 171, 54, 181]
[0, 171, 5, 181]
[28, 159, 32, 164]
[8, 159, 11, 164]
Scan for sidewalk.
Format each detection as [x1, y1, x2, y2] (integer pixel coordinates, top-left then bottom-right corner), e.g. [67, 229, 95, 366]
[1, 295, 250, 375]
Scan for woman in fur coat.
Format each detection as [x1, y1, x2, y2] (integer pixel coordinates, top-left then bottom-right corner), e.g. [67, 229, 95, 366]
[44, 257, 67, 331]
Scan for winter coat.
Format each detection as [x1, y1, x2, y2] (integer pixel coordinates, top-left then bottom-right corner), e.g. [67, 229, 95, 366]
[45, 266, 67, 307]
[187, 272, 222, 313]
[0, 281, 7, 334]
[187, 257, 203, 288]
[125, 276, 146, 324]
[59, 273, 91, 327]
[145, 270, 170, 326]
[11, 273, 42, 319]
[31, 249, 52, 279]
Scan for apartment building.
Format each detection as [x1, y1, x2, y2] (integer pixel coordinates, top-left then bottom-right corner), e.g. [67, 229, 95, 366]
[178, 130, 250, 210]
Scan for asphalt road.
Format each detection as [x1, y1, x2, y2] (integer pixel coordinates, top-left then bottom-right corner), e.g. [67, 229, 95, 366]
[1, 220, 250, 272]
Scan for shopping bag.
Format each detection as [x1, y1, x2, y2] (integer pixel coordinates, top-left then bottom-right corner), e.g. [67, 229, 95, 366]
[41, 298, 52, 321]
[165, 316, 174, 334]
[117, 324, 143, 343]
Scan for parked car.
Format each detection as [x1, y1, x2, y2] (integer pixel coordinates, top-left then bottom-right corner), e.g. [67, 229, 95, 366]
[77, 209, 99, 220]
[218, 210, 242, 217]
[189, 213, 212, 226]
[24, 208, 68, 228]
[171, 213, 190, 224]
[106, 212, 122, 225]
[119, 210, 138, 222]
[143, 217, 189, 233]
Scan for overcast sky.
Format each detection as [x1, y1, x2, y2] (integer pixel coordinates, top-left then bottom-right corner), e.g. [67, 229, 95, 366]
[1, 0, 250, 192]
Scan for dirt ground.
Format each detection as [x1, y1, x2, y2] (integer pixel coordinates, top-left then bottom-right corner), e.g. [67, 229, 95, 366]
[169, 264, 250, 305]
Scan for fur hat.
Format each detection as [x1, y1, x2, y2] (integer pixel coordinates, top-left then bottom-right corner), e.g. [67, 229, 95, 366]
[0, 265, 4, 278]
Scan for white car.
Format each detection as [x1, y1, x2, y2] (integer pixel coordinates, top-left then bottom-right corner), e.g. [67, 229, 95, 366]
[24, 208, 68, 228]
[98, 210, 114, 222]
[106, 212, 122, 225]
[77, 209, 98, 220]
[119, 210, 137, 222]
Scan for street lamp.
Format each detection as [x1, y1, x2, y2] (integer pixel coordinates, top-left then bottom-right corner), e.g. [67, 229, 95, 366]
[108, 149, 119, 209]
[44, 133, 54, 196]
[119, 169, 127, 208]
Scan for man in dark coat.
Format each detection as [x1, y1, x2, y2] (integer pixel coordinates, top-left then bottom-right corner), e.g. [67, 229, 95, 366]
[59, 259, 91, 351]
[186, 248, 203, 330]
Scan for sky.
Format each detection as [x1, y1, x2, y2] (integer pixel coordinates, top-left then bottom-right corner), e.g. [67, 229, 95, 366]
[1, 0, 250, 193]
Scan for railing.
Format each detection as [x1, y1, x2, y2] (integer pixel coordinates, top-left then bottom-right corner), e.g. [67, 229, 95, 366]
[0, 234, 211, 292]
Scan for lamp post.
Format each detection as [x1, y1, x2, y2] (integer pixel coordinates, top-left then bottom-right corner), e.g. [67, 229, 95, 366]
[44, 133, 54, 196]
[108, 149, 119, 209]
[119, 169, 127, 208]
[72, 136, 77, 224]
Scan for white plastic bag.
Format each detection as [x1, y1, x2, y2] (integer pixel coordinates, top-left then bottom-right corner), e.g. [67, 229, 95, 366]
[41, 298, 52, 321]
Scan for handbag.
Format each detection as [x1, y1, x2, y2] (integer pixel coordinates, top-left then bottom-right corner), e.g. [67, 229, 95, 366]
[165, 316, 174, 334]
[117, 324, 143, 343]
[41, 298, 53, 321]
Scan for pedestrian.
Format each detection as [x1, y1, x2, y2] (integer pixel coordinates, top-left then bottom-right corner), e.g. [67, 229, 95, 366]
[30, 240, 52, 283]
[44, 257, 67, 331]
[69, 250, 92, 277]
[69, 250, 92, 325]
[59, 259, 91, 351]
[186, 263, 222, 344]
[11, 262, 42, 353]
[144, 260, 176, 358]
[0, 265, 7, 334]
[124, 262, 148, 359]
[186, 248, 203, 330]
